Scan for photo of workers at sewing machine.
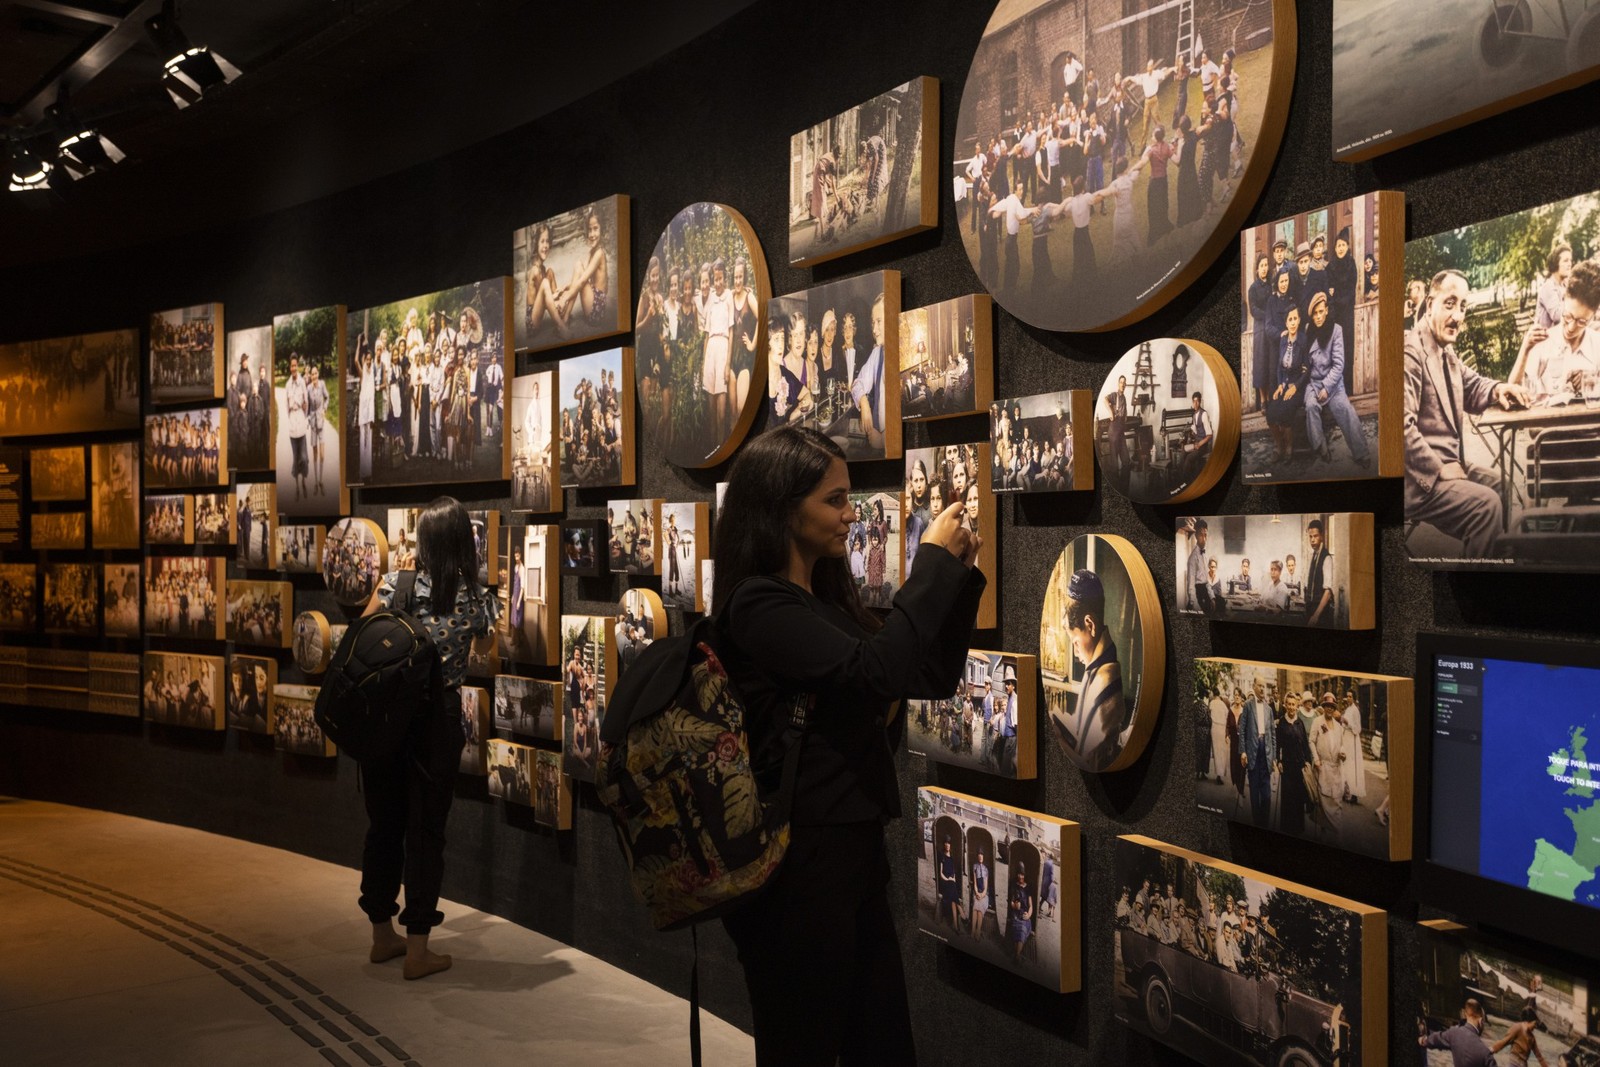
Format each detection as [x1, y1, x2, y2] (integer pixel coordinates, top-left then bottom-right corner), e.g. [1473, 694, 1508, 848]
[1094, 338, 1236, 504]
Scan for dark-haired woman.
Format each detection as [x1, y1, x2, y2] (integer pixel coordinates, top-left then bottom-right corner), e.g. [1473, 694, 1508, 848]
[713, 424, 985, 1066]
[359, 495, 499, 980]
[1247, 253, 1274, 409]
[1174, 114, 1201, 227]
[1327, 227, 1360, 395]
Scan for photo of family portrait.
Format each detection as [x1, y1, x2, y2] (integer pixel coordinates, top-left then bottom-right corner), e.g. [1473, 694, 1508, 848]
[899, 294, 991, 421]
[846, 491, 900, 612]
[91, 441, 140, 549]
[142, 407, 226, 490]
[659, 501, 707, 613]
[990, 390, 1092, 494]
[1095, 338, 1235, 504]
[322, 516, 387, 608]
[908, 651, 1037, 779]
[272, 306, 344, 516]
[225, 324, 274, 471]
[148, 303, 223, 406]
[561, 614, 611, 784]
[43, 562, 98, 636]
[0, 328, 140, 438]
[143, 652, 225, 730]
[509, 370, 556, 513]
[558, 347, 634, 489]
[1176, 513, 1375, 630]
[273, 684, 335, 757]
[902, 442, 996, 626]
[143, 556, 225, 640]
[514, 195, 631, 354]
[227, 655, 276, 734]
[31, 445, 84, 501]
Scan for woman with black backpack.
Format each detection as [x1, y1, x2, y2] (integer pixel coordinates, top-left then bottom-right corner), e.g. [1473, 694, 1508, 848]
[713, 424, 985, 1065]
[358, 495, 499, 980]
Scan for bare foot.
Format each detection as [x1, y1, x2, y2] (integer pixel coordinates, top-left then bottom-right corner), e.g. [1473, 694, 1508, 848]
[403, 949, 452, 980]
[370, 923, 406, 964]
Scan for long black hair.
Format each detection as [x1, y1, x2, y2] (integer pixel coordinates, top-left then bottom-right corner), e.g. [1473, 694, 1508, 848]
[712, 424, 879, 631]
[415, 495, 478, 609]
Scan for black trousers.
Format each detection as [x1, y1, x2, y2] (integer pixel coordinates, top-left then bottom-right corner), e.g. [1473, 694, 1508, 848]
[357, 695, 464, 935]
[723, 821, 916, 1067]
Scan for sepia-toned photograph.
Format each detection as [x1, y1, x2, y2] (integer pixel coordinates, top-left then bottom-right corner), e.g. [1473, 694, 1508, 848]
[514, 194, 631, 354]
[273, 684, 335, 756]
[322, 516, 387, 607]
[899, 294, 992, 421]
[990, 390, 1092, 494]
[272, 306, 345, 516]
[458, 685, 490, 775]
[903, 441, 996, 626]
[607, 498, 661, 575]
[226, 579, 292, 648]
[143, 556, 225, 640]
[91, 441, 140, 548]
[909, 651, 1037, 779]
[0, 329, 140, 438]
[487, 738, 534, 805]
[509, 369, 556, 513]
[660, 501, 708, 612]
[0, 563, 37, 632]
[846, 491, 900, 611]
[87, 651, 141, 718]
[225, 324, 274, 471]
[102, 563, 140, 639]
[1176, 513, 1375, 630]
[228, 655, 277, 734]
[291, 610, 334, 675]
[614, 587, 664, 684]
[144, 652, 225, 730]
[559, 347, 635, 488]
[143, 493, 192, 545]
[916, 787, 1078, 992]
[558, 519, 604, 577]
[276, 524, 323, 574]
[31, 511, 85, 550]
[1095, 338, 1233, 504]
[142, 407, 226, 490]
[30, 446, 84, 501]
[496, 524, 558, 666]
[493, 672, 560, 740]
[235, 482, 276, 569]
[149, 303, 223, 405]
[560, 614, 610, 783]
[533, 748, 571, 830]
[192, 489, 234, 546]
[43, 562, 98, 636]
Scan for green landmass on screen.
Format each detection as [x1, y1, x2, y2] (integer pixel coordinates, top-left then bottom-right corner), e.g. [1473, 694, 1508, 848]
[1527, 838, 1592, 900]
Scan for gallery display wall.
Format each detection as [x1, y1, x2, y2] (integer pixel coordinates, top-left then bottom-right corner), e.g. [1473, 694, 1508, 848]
[2, 1, 1600, 1063]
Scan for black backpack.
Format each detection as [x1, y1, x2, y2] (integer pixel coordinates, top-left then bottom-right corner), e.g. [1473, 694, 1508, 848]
[313, 570, 443, 767]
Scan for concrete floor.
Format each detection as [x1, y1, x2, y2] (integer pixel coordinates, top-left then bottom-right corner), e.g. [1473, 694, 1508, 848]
[0, 797, 753, 1067]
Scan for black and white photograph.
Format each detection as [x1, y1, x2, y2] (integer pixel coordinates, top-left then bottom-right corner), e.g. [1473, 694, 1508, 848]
[533, 748, 570, 830]
[559, 346, 635, 488]
[142, 407, 226, 490]
[1176, 513, 1375, 630]
[459, 685, 490, 775]
[143, 652, 225, 730]
[143, 556, 225, 640]
[91, 441, 140, 548]
[0, 564, 37, 632]
[142, 494, 192, 545]
[225, 324, 274, 471]
[102, 563, 140, 639]
[846, 491, 900, 611]
[991, 390, 1091, 494]
[899, 293, 991, 421]
[493, 673, 559, 740]
[276, 524, 323, 574]
[226, 579, 292, 648]
[30, 446, 84, 501]
[192, 490, 233, 546]
[607, 498, 661, 575]
[228, 655, 276, 734]
[558, 519, 603, 576]
[908, 652, 1037, 779]
[0, 329, 140, 438]
[322, 516, 387, 607]
[487, 739, 533, 805]
[560, 614, 609, 783]
[614, 587, 664, 684]
[31, 512, 85, 550]
[660, 501, 707, 612]
[43, 562, 98, 636]
[509, 369, 556, 512]
[235, 482, 276, 569]
[149, 303, 223, 405]
[1095, 339, 1230, 503]
[273, 684, 335, 756]
[272, 306, 344, 516]
[515, 195, 631, 354]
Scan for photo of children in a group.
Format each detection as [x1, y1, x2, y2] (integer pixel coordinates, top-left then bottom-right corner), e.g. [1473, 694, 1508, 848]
[1095, 340, 1220, 502]
[614, 588, 661, 682]
[561, 615, 607, 783]
[459, 686, 489, 775]
[322, 517, 385, 608]
[0, 328, 140, 438]
[991, 391, 1081, 493]
[235, 483, 275, 569]
[488, 739, 533, 805]
[227, 580, 290, 648]
[144, 494, 190, 544]
[1112, 838, 1366, 1065]
[31, 446, 84, 501]
[92, 442, 139, 548]
[43, 563, 98, 636]
[660, 502, 703, 612]
[225, 325, 274, 472]
[515, 196, 629, 354]
[768, 274, 896, 462]
[32, 512, 85, 550]
[908, 652, 1028, 778]
[347, 280, 508, 487]
[1404, 190, 1600, 571]
[533, 748, 568, 830]
[846, 491, 900, 610]
[607, 499, 658, 575]
[1194, 660, 1399, 860]
[0, 565, 36, 632]
[272, 307, 342, 515]
[510, 370, 555, 513]
[276, 525, 322, 573]
[1241, 196, 1382, 483]
[558, 348, 629, 488]
[954, 0, 1281, 332]
[1176, 514, 1355, 628]
[102, 563, 140, 639]
[273, 685, 334, 756]
[638, 203, 765, 467]
[558, 521, 602, 575]
[142, 407, 225, 490]
[903, 444, 988, 575]
[228, 656, 274, 734]
[192, 490, 232, 546]
[917, 789, 1068, 990]
[144, 653, 224, 730]
[791, 79, 931, 267]
[143, 557, 223, 639]
[900, 296, 983, 420]
[149, 304, 222, 405]
[494, 673, 558, 740]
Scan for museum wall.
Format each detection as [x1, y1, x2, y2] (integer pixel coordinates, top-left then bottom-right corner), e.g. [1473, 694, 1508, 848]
[3, 0, 1600, 1062]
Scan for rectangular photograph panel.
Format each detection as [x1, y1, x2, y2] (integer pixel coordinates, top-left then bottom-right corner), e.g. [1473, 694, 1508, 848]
[848, 491, 901, 612]
[899, 293, 992, 421]
[459, 685, 490, 775]
[31, 446, 84, 501]
[558, 347, 635, 488]
[143, 556, 226, 640]
[509, 369, 557, 513]
[514, 194, 631, 353]
[497, 524, 559, 665]
[909, 652, 1038, 779]
[31, 512, 85, 550]
[493, 673, 560, 740]
[149, 303, 223, 405]
[143, 493, 193, 545]
[0, 563, 37, 632]
[1175, 513, 1375, 629]
[487, 738, 534, 805]
[607, 498, 662, 575]
[192, 490, 234, 546]
[273, 684, 335, 756]
[43, 563, 97, 636]
[991, 390, 1094, 493]
[560, 614, 612, 783]
[236, 482, 277, 569]
[144, 652, 225, 730]
[0, 329, 140, 437]
[102, 563, 140, 640]
[225, 324, 274, 471]
[1112, 835, 1386, 1067]
[91, 441, 140, 548]
[534, 748, 572, 830]
[228, 655, 277, 734]
[661, 501, 709, 613]
[272, 306, 346, 517]
[226, 579, 292, 648]
[142, 407, 226, 489]
[557, 519, 604, 577]
[276, 524, 324, 574]
[1195, 657, 1413, 862]
[789, 78, 938, 267]
[916, 787, 1079, 992]
[903, 442, 997, 627]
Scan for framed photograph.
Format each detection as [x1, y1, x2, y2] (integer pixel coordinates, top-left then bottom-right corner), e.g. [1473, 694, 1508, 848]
[190, 490, 233, 546]
[470, 509, 499, 586]
[228, 655, 277, 734]
[1175, 513, 1376, 630]
[1195, 657, 1412, 861]
[30, 446, 84, 501]
[637, 202, 771, 468]
[558, 519, 605, 577]
[534, 749, 572, 830]
[1040, 534, 1164, 773]
[497, 524, 559, 666]
[606, 498, 663, 575]
[660, 501, 709, 613]
[899, 293, 992, 421]
[487, 738, 534, 805]
[1240, 192, 1404, 484]
[493, 673, 560, 740]
[273, 684, 335, 756]
[276, 524, 324, 574]
[844, 491, 900, 612]
[224, 324, 274, 471]
[768, 271, 902, 462]
[909, 652, 1038, 779]
[560, 614, 614, 783]
[291, 610, 334, 675]
[88, 651, 141, 718]
[91, 442, 140, 548]
[102, 563, 141, 640]
[991, 390, 1094, 493]
[149, 303, 223, 405]
[322, 516, 388, 608]
[273, 306, 347, 517]
[346, 278, 512, 487]
[226, 579, 292, 648]
[791, 77, 939, 267]
[903, 443, 997, 627]
[953, 0, 1295, 333]
[235, 482, 277, 569]
[509, 369, 557, 513]
[514, 194, 631, 354]
[614, 587, 665, 686]
[0, 564, 36, 632]
[43, 563, 98, 636]
[1333, 0, 1600, 162]
[142, 407, 227, 490]
[143, 556, 226, 640]
[1095, 339, 1239, 504]
[1112, 834, 1386, 1067]
[459, 685, 491, 775]
[916, 786, 1079, 992]
[144, 652, 226, 730]
[143, 494, 193, 545]
[31, 512, 85, 550]
[0, 329, 140, 437]
[558, 347, 636, 489]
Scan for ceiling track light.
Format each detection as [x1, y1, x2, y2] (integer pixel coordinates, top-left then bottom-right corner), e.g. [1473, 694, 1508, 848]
[45, 90, 126, 181]
[7, 141, 54, 194]
[146, 1, 241, 110]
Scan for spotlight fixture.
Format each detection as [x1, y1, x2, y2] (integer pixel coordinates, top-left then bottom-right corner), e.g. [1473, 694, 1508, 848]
[7, 141, 54, 193]
[146, 1, 241, 110]
[57, 128, 126, 180]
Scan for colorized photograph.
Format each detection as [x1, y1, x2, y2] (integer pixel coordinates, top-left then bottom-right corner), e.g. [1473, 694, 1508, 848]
[143, 494, 191, 545]
[192, 490, 234, 546]
[847, 491, 900, 611]
[235, 482, 276, 569]
[1176, 513, 1375, 629]
[272, 306, 344, 516]
[273, 684, 335, 756]
[496, 524, 557, 666]
[291, 610, 334, 675]
[991, 390, 1091, 493]
[899, 294, 991, 421]
[102, 563, 141, 640]
[558, 519, 604, 576]
[1095, 338, 1229, 503]
[322, 516, 387, 608]
[142, 407, 226, 490]
[228, 655, 276, 734]
[144, 652, 225, 730]
[509, 369, 556, 513]
[493, 673, 559, 740]
[533, 748, 571, 830]
[31, 445, 84, 501]
[660, 501, 708, 612]
[225, 324, 274, 471]
[90, 442, 140, 549]
[276, 524, 323, 573]
[908, 651, 1037, 779]
[149, 303, 223, 405]
[43, 562, 98, 636]
[560, 615, 609, 783]
[902, 442, 996, 625]
[143, 556, 225, 640]
[515, 195, 630, 354]
[614, 587, 664, 683]
[607, 498, 661, 575]
[559, 347, 634, 488]
[0, 329, 140, 437]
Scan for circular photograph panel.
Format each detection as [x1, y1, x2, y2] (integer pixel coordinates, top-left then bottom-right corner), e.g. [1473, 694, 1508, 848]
[1039, 533, 1163, 773]
[321, 516, 389, 608]
[615, 586, 665, 684]
[292, 610, 333, 674]
[1094, 338, 1238, 504]
[637, 202, 772, 468]
[954, 0, 1295, 332]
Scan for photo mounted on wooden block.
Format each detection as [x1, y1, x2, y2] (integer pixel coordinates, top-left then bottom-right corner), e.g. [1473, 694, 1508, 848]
[225, 324, 274, 472]
[30, 446, 84, 501]
[558, 519, 605, 577]
[1040, 534, 1163, 773]
[559, 346, 635, 488]
[487, 739, 534, 805]
[607, 498, 662, 575]
[1332, 0, 1600, 162]
[459, 685, 490, 775]
[1405, 190, 1600, 571]
[192, 490, 234, 546]
[144, 652, 225, 730]
[235, 482, 276, 569]
[1240, 192, 1404, 484]
[614, 587, 665, 685]
[1095, 339, 1238, 504]
[903, 442, 996, 627]
[102, 563, 140, 639]
[497, 523, 559, 666]
[276, 524, 324, 574]
[509, 369, 557, 513]
[226, 579, 292, 648]
[1194, 657, 1413, 861]
[660, 501, 709, 612]
[43, 563, 97, 636]
[845, 491, 900, 612]
[149, 303, 223, 405]
[954, 0, 1295, 333]
[916, 787, 1079, 992]
[514, 194, 631, 354]
[991, 390, 1094, 493]
[322, 516, 387, 608]
[143, 494, 192, 544]
[346, 277, 512, 487]
[0, 329, 140, 437]
[1176, 513, 1375, 630]
[899, 294, 992, 421]
[142, 406, 226, 490]
[31, 512, 85, 550]
[561, 614, 613, 783]
[143, 556, 226, 640]
[701, 559, 714, 609]
[0, 564, 36, 632]
[466, 622, 499, 680]
[228, 655, 277, 734]
[637, 202, 770, 468]
[273, 306, 346, 517]
[534, 749, 572, 830]
[291, 611, 334, 675]
[88, 652, 141, 718]
[383, 504, 500, 579]
[91, 442, 140, 548]
[273, 684, 335, 756]
[493, 673, 560, 740]
[909, 651, 1038, 779]
[768, 271, 902, 462]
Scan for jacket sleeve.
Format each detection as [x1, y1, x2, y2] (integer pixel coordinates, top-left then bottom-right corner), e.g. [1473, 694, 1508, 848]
[905, 551, 988, 699]
[1403, 337, 1444, 496]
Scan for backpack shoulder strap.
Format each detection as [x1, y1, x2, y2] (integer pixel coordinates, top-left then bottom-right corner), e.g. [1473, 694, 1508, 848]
[394, 569, 417, 614]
